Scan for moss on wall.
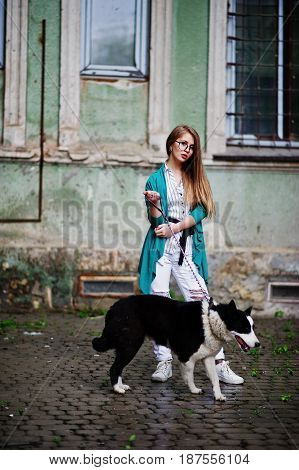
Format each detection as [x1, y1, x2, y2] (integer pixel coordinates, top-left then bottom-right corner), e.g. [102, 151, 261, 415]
[0, 248, 78, 309]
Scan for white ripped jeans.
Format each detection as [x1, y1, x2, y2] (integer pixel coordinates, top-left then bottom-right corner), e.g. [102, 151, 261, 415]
[150, 252, 225, 362]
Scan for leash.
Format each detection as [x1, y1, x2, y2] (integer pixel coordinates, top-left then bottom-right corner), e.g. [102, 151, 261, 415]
[148, 198, 210, 301]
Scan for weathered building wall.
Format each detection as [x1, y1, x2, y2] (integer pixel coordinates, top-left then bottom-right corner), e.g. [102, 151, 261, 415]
[80, 80, 149, 145]
[2, 164, 298, 251]
[0, 162, 298, 315]
[170, 0, 209, 141]
[26, 0, 60, 147]
[0, 0, 298, 315]
[206, 168, 299, 316]
[0, 71, 3, 136]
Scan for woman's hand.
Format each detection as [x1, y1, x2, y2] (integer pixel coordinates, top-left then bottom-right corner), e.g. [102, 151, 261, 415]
[143, 190, 161, 204]
[154, 223, 176, 238]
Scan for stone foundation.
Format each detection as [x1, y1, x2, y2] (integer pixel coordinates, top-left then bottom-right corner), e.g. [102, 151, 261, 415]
[0, 248, 298, 317]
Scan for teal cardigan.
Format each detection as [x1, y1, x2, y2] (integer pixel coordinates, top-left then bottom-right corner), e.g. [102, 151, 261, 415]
[138, 163, 208, 294]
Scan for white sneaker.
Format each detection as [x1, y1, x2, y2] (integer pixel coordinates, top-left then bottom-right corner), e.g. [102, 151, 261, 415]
[151, 360, 172, 382]
[215, 360, 244, 385]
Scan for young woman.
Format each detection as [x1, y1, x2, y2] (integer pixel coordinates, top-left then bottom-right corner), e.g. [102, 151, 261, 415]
[138, 125, 244, 385]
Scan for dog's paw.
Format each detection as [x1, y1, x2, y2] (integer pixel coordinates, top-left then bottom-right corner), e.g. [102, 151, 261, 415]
[121, 384, 131, 391]
[113, 384, 126, 394]
[190, 387, 203, 394]
[214, 393, 226, 401]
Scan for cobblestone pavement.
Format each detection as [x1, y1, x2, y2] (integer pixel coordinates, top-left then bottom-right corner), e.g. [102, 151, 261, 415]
[0, 309, 298, 450]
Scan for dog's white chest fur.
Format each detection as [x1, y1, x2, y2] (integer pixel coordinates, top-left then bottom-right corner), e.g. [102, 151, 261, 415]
[189, 311, 226, 362]
[190, 315, 223, 361]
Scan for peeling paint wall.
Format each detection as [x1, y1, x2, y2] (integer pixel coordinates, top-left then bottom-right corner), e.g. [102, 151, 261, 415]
[206, 169, 299, 250]
[0, 163, 40, 219]
[0, 70, 3, 139]
[1, 164, 298, 250]
[26, 0, 60, 146]
[0, 164, 148, 248]
[170, 0, 209, 143]
[0, 162, 298, 315]
[80, 80, 149, 144]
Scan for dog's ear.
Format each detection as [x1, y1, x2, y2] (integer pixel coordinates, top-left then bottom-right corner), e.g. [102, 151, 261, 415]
[229, 299, 237, 309]
[245, 306, 252, 316]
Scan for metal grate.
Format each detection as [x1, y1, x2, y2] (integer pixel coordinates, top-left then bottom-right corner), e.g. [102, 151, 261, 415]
[227, 0, 299, 148]
[267, 281, 299, 302]
[78, 275, 137, 298]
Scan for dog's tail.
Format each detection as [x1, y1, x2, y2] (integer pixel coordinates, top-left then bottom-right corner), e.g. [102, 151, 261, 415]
[92, 334, 112, 352]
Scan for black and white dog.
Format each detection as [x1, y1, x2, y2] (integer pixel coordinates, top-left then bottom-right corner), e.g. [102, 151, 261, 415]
[92, 295, 260, 401]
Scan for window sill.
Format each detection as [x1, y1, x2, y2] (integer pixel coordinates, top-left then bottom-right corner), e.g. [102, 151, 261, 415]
[0, 148, 37, 160]
[80, 75, 148, 84]
[203, 147, 299, 172]
[213, 146, 299, 163]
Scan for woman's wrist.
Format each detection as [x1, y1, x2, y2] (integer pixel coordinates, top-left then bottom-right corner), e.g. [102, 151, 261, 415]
[174, 222, 183, 233]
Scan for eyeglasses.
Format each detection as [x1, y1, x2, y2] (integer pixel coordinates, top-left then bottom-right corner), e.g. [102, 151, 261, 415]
[175, 141, 195, 152]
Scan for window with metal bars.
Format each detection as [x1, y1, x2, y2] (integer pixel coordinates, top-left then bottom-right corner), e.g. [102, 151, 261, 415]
[226, 0, 299, 147]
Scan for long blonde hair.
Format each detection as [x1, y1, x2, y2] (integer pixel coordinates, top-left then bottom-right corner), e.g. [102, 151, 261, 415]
[166, 125, 215, 218]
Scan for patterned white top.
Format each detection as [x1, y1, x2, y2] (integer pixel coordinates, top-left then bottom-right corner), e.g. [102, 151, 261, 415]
[164, 163, 193, 256]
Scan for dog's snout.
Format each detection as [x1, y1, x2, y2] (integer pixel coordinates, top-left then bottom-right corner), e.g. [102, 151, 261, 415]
[255, 342, 260, 348]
